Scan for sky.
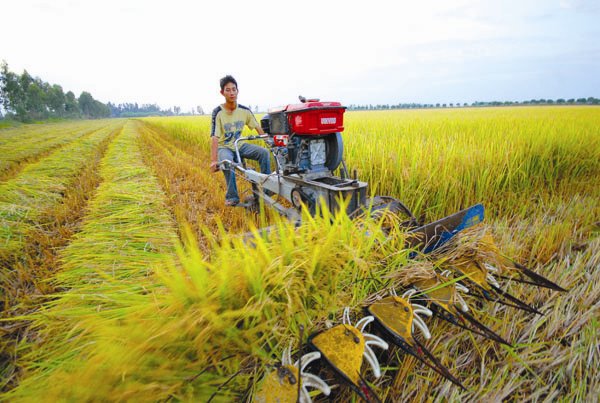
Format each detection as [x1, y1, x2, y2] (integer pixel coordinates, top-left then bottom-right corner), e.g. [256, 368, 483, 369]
[1, 0, 599, 112]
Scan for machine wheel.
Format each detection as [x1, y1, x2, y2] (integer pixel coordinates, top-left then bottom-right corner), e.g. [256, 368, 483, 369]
[291, 188, 304, 210]
[367, 196, 420, 228]
[291, 187, 316, 215]
[324, 132, 344, 172]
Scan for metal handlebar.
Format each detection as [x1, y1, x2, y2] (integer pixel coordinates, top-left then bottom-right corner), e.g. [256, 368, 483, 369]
[233, 134, 269, 168]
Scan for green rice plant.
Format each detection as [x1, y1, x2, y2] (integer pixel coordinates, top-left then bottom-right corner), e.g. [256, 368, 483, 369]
[0, 121, 123, 385]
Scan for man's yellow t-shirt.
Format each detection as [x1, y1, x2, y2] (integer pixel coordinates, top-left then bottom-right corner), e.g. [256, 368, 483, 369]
[210, 104, 259, 150]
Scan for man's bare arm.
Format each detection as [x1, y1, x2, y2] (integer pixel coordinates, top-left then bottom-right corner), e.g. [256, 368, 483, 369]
[210, 136, 219, 172]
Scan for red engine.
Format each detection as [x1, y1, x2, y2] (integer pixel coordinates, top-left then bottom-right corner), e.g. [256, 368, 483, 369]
[261, 98, 347, 176]
[263, 100, 346, 136]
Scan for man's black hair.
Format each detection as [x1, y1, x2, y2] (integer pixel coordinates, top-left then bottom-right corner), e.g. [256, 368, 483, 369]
[220, 75, 238, 91]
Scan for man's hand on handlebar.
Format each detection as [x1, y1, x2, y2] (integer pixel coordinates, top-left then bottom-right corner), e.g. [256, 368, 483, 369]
[210, 161, 220, 172]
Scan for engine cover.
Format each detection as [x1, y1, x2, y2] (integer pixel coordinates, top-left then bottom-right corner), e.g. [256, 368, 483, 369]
[263, 101, 346, 135]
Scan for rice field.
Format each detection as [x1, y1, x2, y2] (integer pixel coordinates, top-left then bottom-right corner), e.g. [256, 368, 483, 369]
[0, 106, 598, 401]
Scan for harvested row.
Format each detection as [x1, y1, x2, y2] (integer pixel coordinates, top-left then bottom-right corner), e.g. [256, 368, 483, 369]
[137, 121, 250, 251]
[0, 119, 123, 386]
[0, 119, 108, 144]
[0, 120, 124, 261]
[0, 121, 121, 390]
[0, 120, 112, 180]
[0, 121, 93, 144]
[4, 120, 179, 400]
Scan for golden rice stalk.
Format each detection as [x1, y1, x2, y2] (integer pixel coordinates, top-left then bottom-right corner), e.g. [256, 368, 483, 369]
[382, 259, 437, 288]
[433, 224, 509, 273]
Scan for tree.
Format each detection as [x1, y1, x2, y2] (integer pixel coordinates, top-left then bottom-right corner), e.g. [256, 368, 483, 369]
[25, 81, 47, 120]
[47, 84, 65, 116]
[65, 91, 80, 117]
[77, 91, 109, 119]
[196, 105, 204, 115]
[0, 61, 112, 121]
[1, 61, 26, 119]
[173, 106, 181, 115]
[78, 91, 95, 117]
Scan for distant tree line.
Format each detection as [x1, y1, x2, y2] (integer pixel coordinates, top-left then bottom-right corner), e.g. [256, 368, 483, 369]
[108, 102, 211, 118]
[347, 97, 600, 111]
[106, 103, 206, 117]
[0, 61, 110, 122]
[108, 102, 171, 118]
[473, 97, 600, 106]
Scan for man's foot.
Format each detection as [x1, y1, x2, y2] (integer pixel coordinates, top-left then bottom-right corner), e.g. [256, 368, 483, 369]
[225, 199, 239, 206]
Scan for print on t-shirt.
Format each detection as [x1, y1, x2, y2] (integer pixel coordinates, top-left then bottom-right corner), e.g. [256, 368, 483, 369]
[223, 121, 245, 144]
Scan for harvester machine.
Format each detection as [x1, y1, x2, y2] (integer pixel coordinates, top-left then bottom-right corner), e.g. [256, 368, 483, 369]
[220, 97, 487, 257]
[218, 97, 566, 401]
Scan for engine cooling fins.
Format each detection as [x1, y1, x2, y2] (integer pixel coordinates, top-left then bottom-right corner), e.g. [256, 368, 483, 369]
[309, 307, 388, 402]
[367, 289, 466, 390]
[412, 272, 512, 346]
